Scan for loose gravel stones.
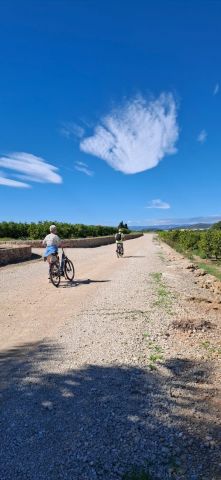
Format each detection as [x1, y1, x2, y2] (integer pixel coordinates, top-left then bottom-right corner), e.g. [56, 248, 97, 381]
[0, 235, 220, 479]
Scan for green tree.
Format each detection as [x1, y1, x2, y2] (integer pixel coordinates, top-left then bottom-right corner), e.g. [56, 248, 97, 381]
[198, 230, 213, 258]
[211, 221, 221, 230]
[211, 230, 221, 259]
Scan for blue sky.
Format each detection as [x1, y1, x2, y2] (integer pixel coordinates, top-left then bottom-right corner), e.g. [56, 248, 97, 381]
[0, 0, 221, 226]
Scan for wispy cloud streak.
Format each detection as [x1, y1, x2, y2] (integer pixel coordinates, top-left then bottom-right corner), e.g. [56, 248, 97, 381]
[80, 93, 179, 174]
[74, 161, 94, 176]
[197, 130, 207, 144]
[0, 152, 62, 188]
[0, 175, 30, 188]
[145, 199, 170, 209]
[60, 122, 85, 139]
[213, 83, 219, 95]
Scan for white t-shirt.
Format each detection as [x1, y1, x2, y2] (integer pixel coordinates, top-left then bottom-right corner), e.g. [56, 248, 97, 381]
[42, 233, 61, 247]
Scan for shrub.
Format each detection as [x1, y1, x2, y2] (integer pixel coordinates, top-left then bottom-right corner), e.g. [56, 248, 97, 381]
[160, 228, 221, 260]
[0, 221, 126, 240]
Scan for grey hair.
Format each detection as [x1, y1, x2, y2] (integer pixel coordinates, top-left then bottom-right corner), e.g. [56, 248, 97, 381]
[49, 225, 57, 233]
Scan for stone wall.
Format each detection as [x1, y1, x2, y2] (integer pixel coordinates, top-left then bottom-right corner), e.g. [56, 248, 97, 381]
[2, 233, 143, 249]
[0, 245, 32, 266]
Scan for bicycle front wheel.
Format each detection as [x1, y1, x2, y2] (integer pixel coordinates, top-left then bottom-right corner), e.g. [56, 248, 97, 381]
[50, 262, 61, 287]
[64, 258, 75, 281]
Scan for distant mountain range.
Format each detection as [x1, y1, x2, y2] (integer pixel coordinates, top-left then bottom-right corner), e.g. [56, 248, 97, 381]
[131, 223, 212, 231]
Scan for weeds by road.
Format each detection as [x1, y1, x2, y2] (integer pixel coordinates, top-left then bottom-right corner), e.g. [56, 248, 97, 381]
[150, 272, 172, 313]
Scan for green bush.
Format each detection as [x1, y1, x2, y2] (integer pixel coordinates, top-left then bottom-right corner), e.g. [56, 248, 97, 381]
[211, 230, 221, 259]
[198, 231, 213, 258]
[179, 230, 201, 251]
[0, 221, 129, 240]
[211, 221, 221, 230]
[159, 228, 221, 260]
[0, 221, 29, 239]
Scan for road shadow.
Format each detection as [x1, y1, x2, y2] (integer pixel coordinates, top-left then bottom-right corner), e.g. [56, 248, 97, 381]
[0, 342, 220, 480]
[123, 256, 146, 259]
[31, 253, 43, 261]
[59, 278, 111, 288]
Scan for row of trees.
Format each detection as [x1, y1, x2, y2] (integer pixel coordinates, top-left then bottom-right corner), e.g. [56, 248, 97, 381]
[0, 221, 130, 240]
[158, 229, 221, 259]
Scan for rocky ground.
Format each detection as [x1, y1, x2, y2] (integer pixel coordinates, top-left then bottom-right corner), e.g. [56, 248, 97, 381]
[0, 234, 220, 480]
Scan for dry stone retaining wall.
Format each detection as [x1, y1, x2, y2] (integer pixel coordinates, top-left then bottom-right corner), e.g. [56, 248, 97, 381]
[0, 245, 32, 266]
[2, 233, 143, 248]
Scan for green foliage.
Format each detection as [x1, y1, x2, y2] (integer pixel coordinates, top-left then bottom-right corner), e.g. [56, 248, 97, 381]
[198, 230, 214, 258]
[0, 221, 29, 239]
[197, 262, 221, 281]
[159, 229, 221, 259]
[118, 220, 130, 233]
[211, 221, 221, 230]
[210, 229, 221, 259]
[0, 221, 127, 240]
[150, 272, 172, 313]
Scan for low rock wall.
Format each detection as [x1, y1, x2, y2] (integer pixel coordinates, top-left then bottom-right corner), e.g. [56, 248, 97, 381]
[0, 245, 32, 266]
[2, 233, 143, 248]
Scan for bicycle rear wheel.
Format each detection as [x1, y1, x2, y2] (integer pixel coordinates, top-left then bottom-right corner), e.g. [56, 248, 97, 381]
[117, 245, 123, 257]
[64, 258, 75, 281]
[50, 262, 61, 287]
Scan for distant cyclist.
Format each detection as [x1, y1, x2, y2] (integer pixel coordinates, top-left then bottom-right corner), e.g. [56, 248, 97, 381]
[115, 228, 125, 255]
[42, 225, 63, 279]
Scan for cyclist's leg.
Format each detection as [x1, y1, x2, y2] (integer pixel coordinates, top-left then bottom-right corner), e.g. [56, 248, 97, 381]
[60, 255, 65, 275]
[47, 253, 58, 278]
[47, 255, 51, 279]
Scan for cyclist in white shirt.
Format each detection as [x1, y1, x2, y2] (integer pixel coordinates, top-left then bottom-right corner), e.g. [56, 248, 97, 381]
[42, 225, 62, 279]
[115, 228, 125, 254]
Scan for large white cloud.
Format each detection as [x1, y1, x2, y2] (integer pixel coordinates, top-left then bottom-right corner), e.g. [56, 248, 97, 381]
[80, 93, 179, 174]
[0, 152, 62, 187]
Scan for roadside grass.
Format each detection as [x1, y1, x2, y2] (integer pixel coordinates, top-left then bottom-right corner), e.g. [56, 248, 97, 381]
[149, 272, 172, 314]
[142, 332, 150, 338]
[143, 333, 164, 370]
[150, 272, 162, 282]
[197, 262, 221, 281]
[158, 236, 221, 281]
[157, 251, 165, 262]
[201, 340, 221, 358]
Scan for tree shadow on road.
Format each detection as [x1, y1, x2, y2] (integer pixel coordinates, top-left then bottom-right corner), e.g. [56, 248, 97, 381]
[0, 342, 220, 480]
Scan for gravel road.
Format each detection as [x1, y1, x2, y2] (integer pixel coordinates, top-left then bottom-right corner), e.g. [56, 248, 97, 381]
[0, 234, 220, 480]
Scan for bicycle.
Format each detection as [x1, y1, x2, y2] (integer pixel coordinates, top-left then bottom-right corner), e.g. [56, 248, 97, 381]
[116, 243, 124, 258]
[49, 248, 75, 287]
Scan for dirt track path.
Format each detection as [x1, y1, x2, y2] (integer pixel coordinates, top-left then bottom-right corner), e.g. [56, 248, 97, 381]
[0, 236, 145, 349]
[0, 235, 220, 480]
